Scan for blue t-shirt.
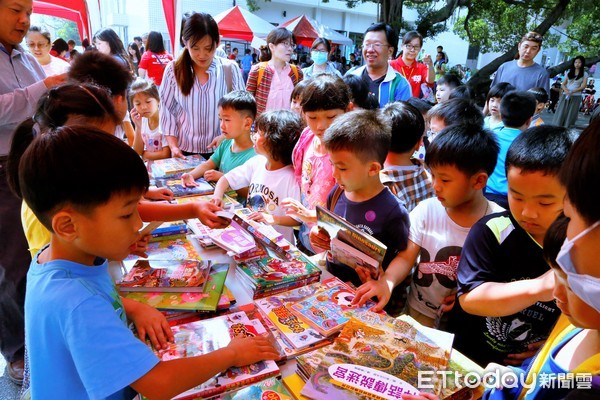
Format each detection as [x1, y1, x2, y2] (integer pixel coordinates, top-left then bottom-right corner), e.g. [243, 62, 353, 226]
[325, 186, 410, 288]
[209, 138, 256, 174]
[486, 125, 522, 196]
[25, 251, 159, 399]
[241, 55, 253, 72]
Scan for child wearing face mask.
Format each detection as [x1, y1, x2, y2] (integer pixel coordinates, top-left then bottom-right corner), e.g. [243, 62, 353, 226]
[301, 38, 342, 79]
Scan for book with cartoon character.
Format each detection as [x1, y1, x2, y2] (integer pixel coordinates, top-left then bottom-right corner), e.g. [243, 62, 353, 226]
[220, 377, 293, 400]
[147, 311, 280, 400]
[289, 283, 377, 336]
[150, 155, 205, 179]
[118, 259, 211, 292]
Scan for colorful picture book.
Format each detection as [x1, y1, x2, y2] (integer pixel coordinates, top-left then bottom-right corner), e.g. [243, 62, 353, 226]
[220, 377, 293, 400]
[208, 213, 257, 255]
[289, 283, 377, 336]
[149, 220, 189, 238]
[155, 177, 215, 197]
[149, 311, 280, 400]
[150, 155, 205, 179]
[175, 192, 241, 209]
[117, 259, 211, 292]
[123, 263, 229, 311]
[316, 205, 387, 280]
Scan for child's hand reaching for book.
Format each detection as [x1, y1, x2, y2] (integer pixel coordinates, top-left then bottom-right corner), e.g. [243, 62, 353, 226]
[353, 277, 393, 312]
[247, 211, 274, 225]
[145, 187, 175, 201]
[282, 198, 316, 223]
[226, 335, 280, 367]
[309, 225, 331, 252]
[203, 169, 223, 182]
[122, 298, 174, 350]
[193, 201, 229, 229]
[181, 173, 199, 187]
[210, 197, 224, 208]
[129, 234, 151, 257]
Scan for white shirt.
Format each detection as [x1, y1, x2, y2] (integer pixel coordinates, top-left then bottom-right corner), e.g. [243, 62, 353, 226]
[41, 56, 70, 76]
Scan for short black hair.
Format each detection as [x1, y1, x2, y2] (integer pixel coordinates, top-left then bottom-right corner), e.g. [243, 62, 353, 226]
[500, 91, 537, 127]
[301, 74, 351, 112]
[218, 90, 257, 120]
[425, 124, 499, 176]
[486, 82, 516, 102]
[290, 79, 309, 102]
[255, 110, 302, 165]
[365, 23, 398, 58]
[527, 87, 549, 104]
[19, 126, 149, 231]
[68, 51, 133, 96]
[381, 101, 425, 153]
[428, 98, 484, 128]
[323, 110, 391, 165]
[52, 38, 69, 54]
[506, 125, 573, 176]
[133, 36, 143, 42]
[405, 97, 433, 114]
[343, 74, 378, 110]
[543, 213, 569, 268]
[449, 85, 475, 101]
[437, 74, 461, 89]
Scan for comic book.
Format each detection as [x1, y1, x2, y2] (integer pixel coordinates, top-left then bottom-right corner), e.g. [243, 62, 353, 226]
[289, 283, 377, 336]
[208, 216, 257, 255]
[219, 377, 293, 400]
[148, 311, 280, 400]
[149, 155, 205, 179]
[155, 177, 215, 197]
[117, 259, 211, 292]
[122, 263, 228, 311]
[122, 236, 201, 270]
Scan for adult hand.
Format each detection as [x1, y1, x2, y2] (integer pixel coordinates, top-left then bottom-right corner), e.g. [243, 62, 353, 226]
[207, 134, 225, 150]
[170, 147, 186, 159]
[43, 73, 67, 89]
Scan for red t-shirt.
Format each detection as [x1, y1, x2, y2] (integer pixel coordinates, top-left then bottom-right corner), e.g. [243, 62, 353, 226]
[390, 57, 431, 98]
[138, 51, 173, 86]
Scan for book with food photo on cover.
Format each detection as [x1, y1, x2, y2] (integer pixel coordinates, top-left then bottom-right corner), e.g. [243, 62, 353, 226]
[117, 259, 211, 292]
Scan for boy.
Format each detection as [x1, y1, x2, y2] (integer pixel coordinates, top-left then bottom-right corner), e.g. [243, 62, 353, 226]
[181, 91, 257, 187]
[426, 98, 484, 142]
[527, 87, 549, 127]
[212, 110, 302, 243]
[434, 73, 461, 104]
[354, 124, 501, 327]
[380, 101, 434, 212]
[309, 110, 410, 307]
[20, 126, 278, 399]
[485, 91, 537, 209]
[448, 125, 572, 367]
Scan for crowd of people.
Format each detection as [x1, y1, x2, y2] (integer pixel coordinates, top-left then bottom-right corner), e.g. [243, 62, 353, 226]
[1, 1, 599, 399]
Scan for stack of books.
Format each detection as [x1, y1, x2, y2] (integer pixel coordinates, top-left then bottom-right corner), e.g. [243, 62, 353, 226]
[149, 155, 205, 179]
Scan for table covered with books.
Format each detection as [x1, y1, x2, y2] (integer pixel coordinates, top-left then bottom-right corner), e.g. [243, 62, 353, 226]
[110, 158, 485, 400]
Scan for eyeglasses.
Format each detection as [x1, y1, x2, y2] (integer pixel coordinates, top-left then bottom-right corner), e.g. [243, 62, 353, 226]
[27, 42, 49, 49]
[523, 32, 542, 42]
[279, 42, 296, 49]
[363, 42, 389, 51]
[404, 43, 421, 52]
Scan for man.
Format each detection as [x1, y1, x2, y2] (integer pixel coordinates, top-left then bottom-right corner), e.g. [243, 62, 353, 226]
[347, 23, 411, 108]
[229, 47, 238, 61]
[134, 35, 145, 54]
[492, 31, 550, 94]
[0, 0, 65, 384]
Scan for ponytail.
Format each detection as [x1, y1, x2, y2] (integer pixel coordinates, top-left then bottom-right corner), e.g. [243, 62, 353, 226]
[7, 119, 38, 198]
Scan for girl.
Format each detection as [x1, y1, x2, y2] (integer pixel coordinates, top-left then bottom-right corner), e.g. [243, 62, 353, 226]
[301, 38, 342, 79]
[93, 27, 136, 76]
[25, 26, 70, 76]
[290, 79, 309, 116]
[554, 55, 588, 128]
[390, 31, 435, 98]
[246, 27, 304, 115]
[128, 41, 142, 75]
[130, 79, 171, 161]
[282, 74, 353, 254]
[483, 82, 515, 130]
[138, 31, 173, 86]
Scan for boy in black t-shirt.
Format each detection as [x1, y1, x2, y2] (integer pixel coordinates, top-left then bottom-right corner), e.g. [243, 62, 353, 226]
[448, 125, 573, 367]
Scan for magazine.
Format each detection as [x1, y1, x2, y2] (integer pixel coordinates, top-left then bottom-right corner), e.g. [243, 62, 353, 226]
[155, 177, 215, 197]
[117, 259, 211, 292]
[150, 155, 205, 179]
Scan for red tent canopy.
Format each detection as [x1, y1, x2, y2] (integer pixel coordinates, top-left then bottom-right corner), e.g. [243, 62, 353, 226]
[213, 6, 275, 42]
[280, 15, 352, 47]
[33, 0, 91, 41]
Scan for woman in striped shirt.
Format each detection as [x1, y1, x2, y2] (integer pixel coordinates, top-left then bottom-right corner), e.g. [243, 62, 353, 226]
[160, 12, 244, 159]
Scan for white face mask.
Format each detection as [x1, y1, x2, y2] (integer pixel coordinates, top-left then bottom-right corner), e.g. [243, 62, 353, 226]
[556, 220, 600, 312]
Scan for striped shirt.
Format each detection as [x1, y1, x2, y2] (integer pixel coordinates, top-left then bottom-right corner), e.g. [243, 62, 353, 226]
[159, 57, 244, 153]
[246, 62, 303, 115]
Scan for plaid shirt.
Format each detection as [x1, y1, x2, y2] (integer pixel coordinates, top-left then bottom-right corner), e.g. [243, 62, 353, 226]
[246, 62, 303, 115]
[380, 162, 435, 212]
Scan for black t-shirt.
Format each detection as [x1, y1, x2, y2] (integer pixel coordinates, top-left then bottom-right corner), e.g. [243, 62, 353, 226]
[361, 68, 385, 99]
[446, 211, 561, 366]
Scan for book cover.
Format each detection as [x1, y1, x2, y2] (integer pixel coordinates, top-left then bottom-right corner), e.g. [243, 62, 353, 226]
[208, 220, 257, 255]
[150, 220, 189, 238]
[289, 284, 377, 336]
[124, 236, 200, 263]
[236, 255, 322, 292]
[150, 155, 205, 179]
[155, 177, 215, 197]
[150, 313, 280, 400]
[330, 237, 379, 279]
[220, 377, 293, 400]
[118, 259, 211, 292]
[316, 205, 387, 280]
[175, 192, 241, 209]
[123, 263, 228, 311]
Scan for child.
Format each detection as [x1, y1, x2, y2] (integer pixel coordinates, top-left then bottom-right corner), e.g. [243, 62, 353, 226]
[426, 98, 484, 142]
[483, 82, 515, 130]
[212, 110, 302, 243]
[282, 74, 353, 253]
[380, 101, 434, 212]
[181, 91, 257, 187]
[20, 126, 279, 399]
[434, 73, 461, 104]
[527, 86, 549, 127]
[448, 125, 572, 367]
[309, 110, 410, 301]
[290, 79, 309, 115]
[354, 124, 502, 326]
[130, 79, 171, 160]
[485, 90, 537, 209]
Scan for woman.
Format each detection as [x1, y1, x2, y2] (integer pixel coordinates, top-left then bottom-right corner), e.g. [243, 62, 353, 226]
[50, 38, 69, 62]
[138, 31, 173, 86]
[25, 26, 70, 76]
[93, 27, 135, 76]
[301, 37, 342, 79]
[128, 41, 142, 75]
[160, 12, 244, 159]
[554, 56, 588, 128]
[390, 31, 435, 98]
[246, 27, 303, 115]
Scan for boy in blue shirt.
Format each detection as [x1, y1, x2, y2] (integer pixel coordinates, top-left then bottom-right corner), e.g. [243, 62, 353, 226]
[21, 126, 278, 399]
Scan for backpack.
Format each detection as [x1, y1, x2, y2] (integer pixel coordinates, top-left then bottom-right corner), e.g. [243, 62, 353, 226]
[256, 62, 300, 88]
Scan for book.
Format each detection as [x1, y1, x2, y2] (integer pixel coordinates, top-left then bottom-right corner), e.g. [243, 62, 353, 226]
[155, 177, 215, 197]
[208, 217, 257, 255]
[150, 220, 189, 238]
[150, 155, 205, 179]
[316, 205, 387, 280]
[117, 259, 211, 292]
[149, 312, 280, 400]
[175, 192, 241, 209]
[123, 263, 229, 311]
[289, 283, 377, 336]
[122, 236, 201, 271]
[282, 373, 310, 400]
[220, 377, 293, 400]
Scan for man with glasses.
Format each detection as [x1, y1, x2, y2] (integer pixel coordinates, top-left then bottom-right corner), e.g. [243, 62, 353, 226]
[347, 23, 411, 107]
[492, 31, 550, 94]
[0, 0, 64, 384]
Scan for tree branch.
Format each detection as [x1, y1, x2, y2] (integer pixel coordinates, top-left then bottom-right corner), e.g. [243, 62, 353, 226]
[548, 55, 600, 78]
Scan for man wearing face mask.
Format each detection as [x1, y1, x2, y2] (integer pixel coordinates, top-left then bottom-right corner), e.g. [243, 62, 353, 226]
[301, 38, 342, 79]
